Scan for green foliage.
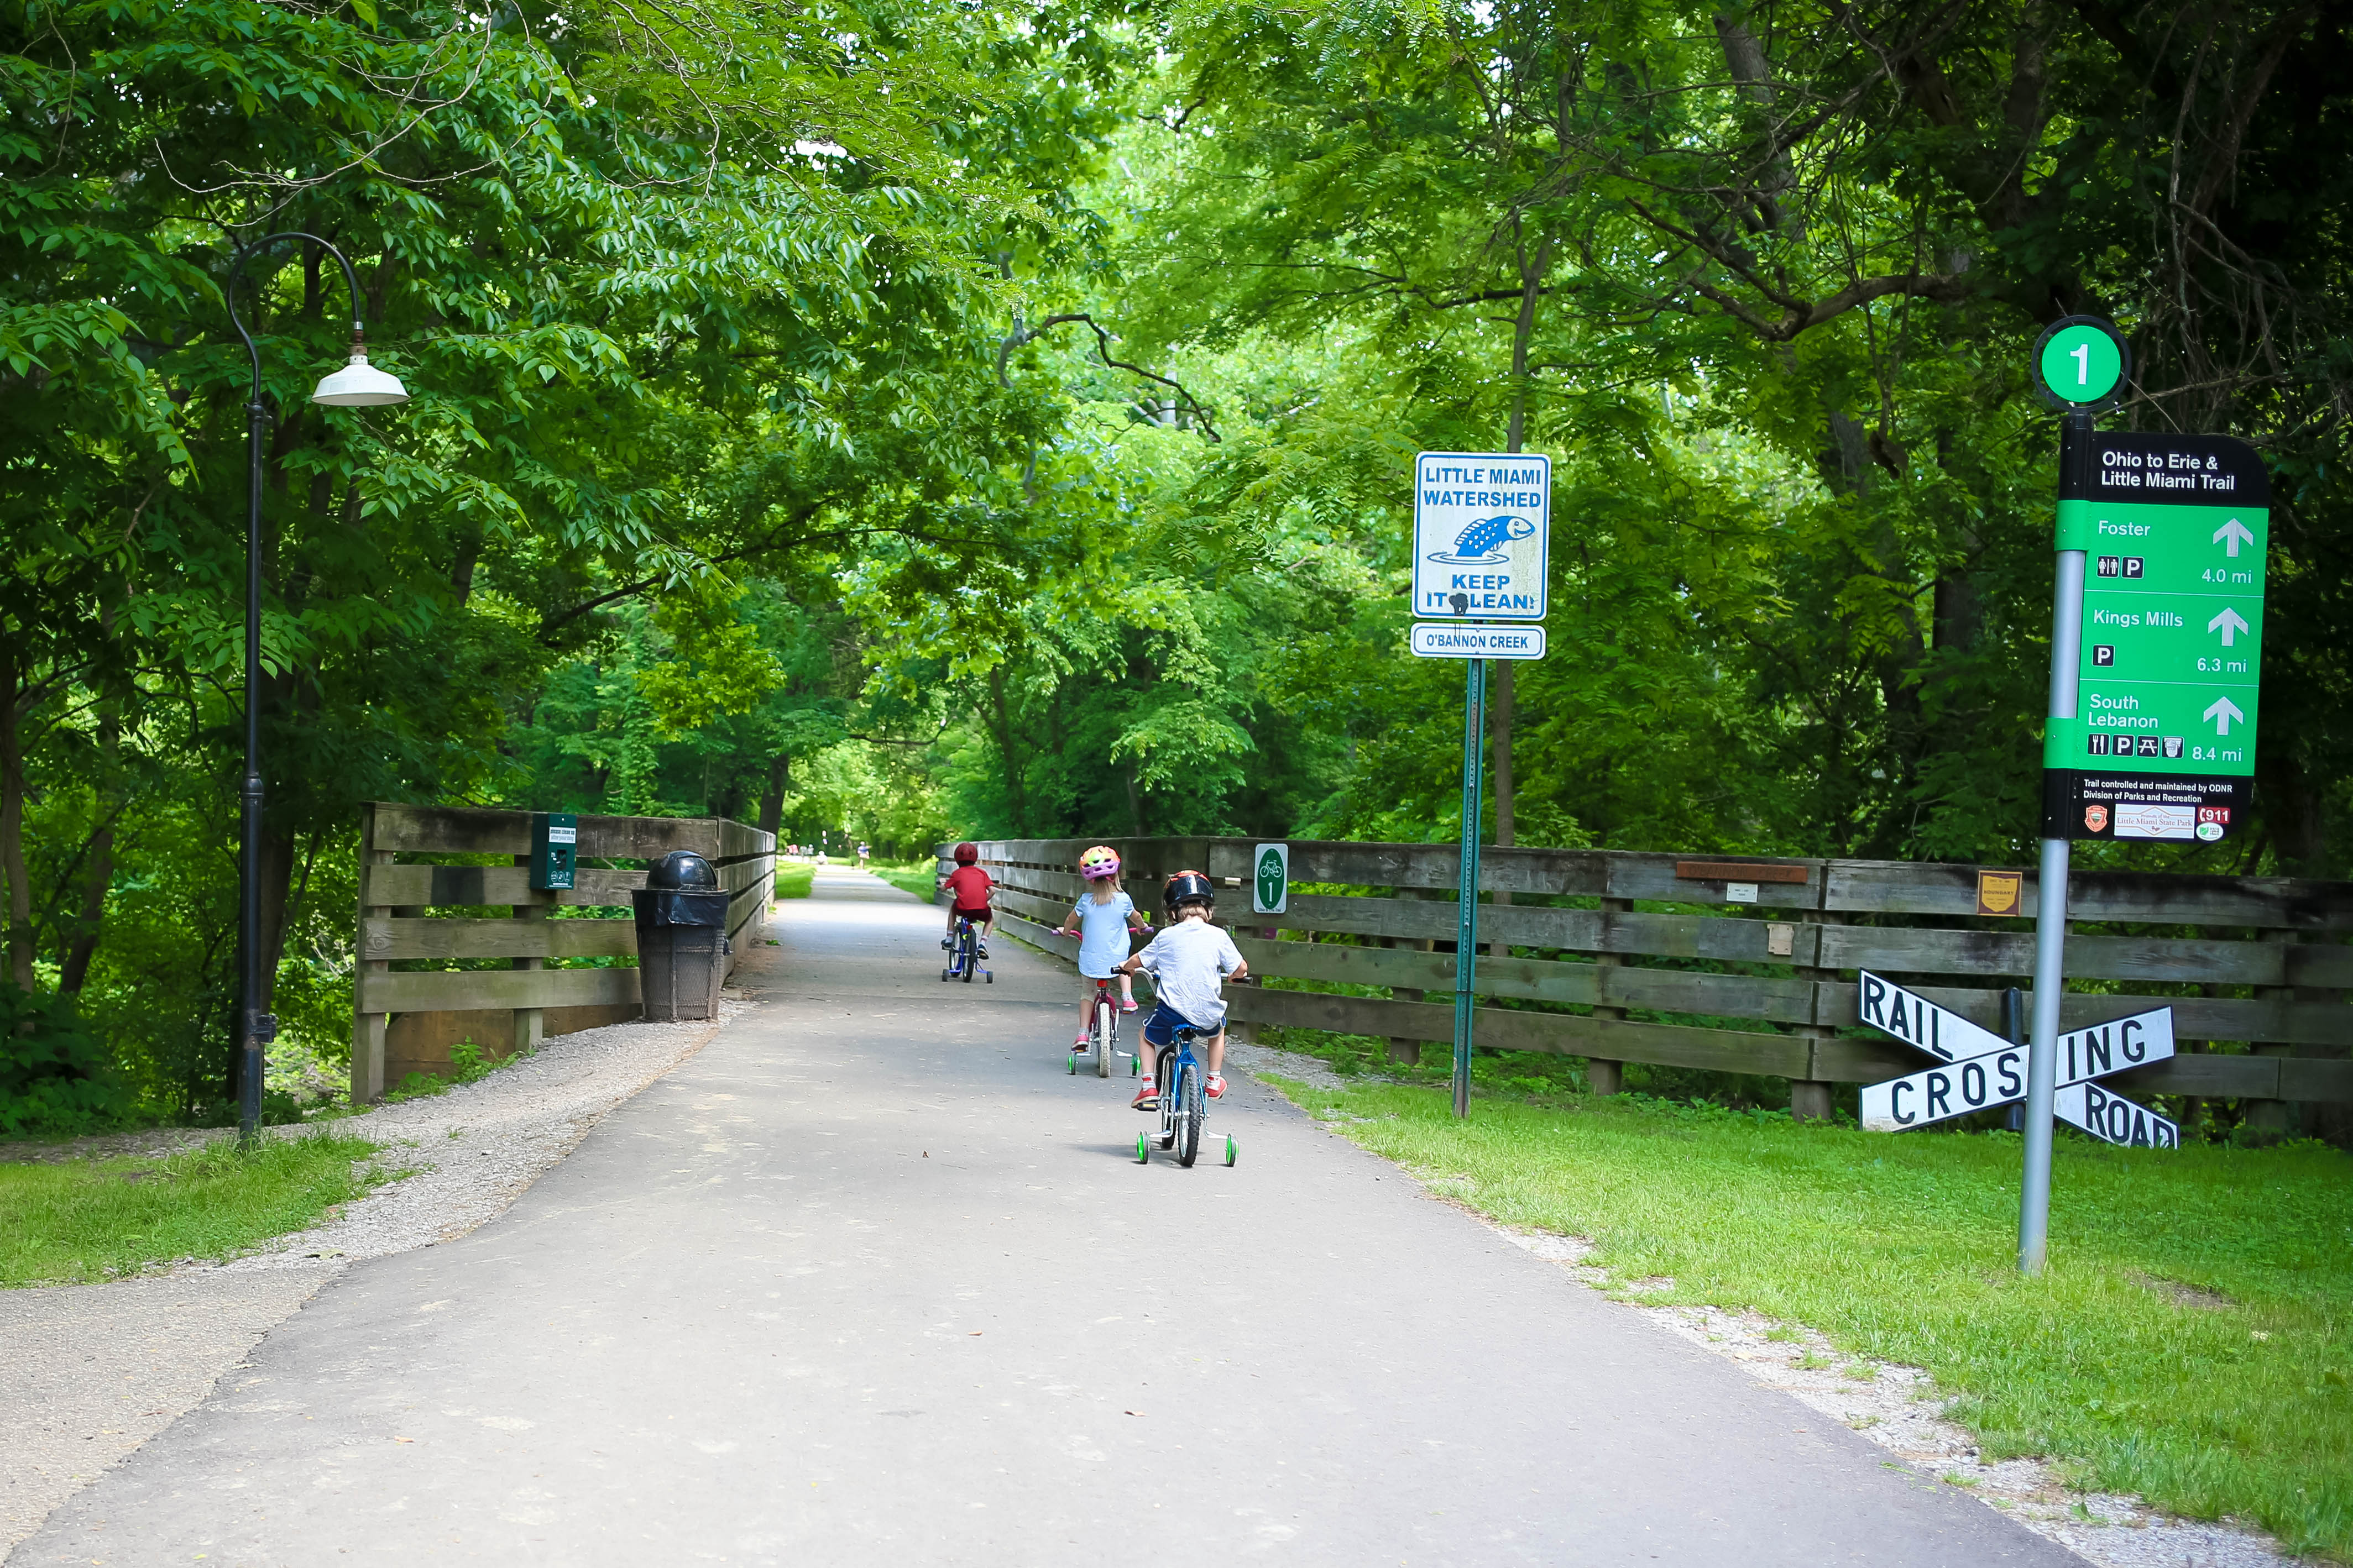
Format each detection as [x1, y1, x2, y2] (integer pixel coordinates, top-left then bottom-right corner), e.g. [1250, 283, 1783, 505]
[1277, 1078, 2353, 1559]
[0, 1131, 386, 1286]
[0, 984, 128, 1135]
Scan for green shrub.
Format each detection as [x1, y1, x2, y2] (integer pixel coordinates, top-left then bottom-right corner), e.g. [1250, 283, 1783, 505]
[0, 985, 131, 1137]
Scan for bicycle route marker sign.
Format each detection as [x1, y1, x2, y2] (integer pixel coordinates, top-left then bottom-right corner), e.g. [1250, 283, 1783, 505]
[1856, 972, 2179, 1147]
[1412, 450, 1550, 622]
[2045, 431, 2269, 843]
[1253, 842, 1289, 915]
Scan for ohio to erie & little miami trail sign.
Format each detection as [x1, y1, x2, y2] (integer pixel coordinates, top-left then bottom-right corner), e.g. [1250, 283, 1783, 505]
[2045, 431, 2268, 844]
[1411, 452, 1550, 621]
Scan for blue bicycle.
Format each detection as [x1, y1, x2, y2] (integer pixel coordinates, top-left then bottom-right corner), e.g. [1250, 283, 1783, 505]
[1137, 1025, 1236, 1168]
[940, 915, 991, 984]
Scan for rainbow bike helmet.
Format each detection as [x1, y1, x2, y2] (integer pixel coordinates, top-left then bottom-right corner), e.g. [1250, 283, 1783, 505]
[1078, 845, 1121, 881]
[1163, 869, 1216, 914]
[952, 842, 979, 865]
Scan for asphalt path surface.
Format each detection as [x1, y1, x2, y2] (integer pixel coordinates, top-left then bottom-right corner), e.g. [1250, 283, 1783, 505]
[17, 869, 2084, 1566]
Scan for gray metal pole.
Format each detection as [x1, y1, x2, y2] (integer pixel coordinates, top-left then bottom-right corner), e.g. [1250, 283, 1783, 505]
[1452, 655, 1486, 1119]
[2021, 412, 2091, 1273]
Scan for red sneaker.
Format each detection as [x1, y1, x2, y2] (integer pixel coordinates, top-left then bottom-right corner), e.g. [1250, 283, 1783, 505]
[1132, 1080, 1158, 1110]
[1206, 1074, 1227, 1099]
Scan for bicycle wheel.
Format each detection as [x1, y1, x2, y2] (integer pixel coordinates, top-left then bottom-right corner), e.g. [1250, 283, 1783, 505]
[1175, 1063, 1202, 1167]
[959, 929, 976, 983]
[1094, 999, 1111, 1078]
[1155, 1047, 1178, 1147]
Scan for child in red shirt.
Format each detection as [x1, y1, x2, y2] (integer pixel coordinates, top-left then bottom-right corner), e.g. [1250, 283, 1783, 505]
[942, 842, 995, 957]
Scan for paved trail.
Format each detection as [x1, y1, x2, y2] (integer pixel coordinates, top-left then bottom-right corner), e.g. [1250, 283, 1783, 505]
[17, 870, 2081, 1566]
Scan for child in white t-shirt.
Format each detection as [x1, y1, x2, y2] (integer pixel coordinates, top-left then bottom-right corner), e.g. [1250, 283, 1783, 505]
[1053, 846, 1152, 1046]
[1118, 869, 1247, 1109]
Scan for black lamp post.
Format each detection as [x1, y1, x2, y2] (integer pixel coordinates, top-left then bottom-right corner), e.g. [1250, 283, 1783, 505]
[225, 233, 409, 1145]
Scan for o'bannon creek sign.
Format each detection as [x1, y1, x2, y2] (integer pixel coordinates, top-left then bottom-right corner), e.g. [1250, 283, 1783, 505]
[1408, 623, 1547, 660]
[1857, 972, 2180, 1149]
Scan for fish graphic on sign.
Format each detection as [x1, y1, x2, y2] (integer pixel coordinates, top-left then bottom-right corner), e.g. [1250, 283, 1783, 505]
[1425, 514, 1538, 565]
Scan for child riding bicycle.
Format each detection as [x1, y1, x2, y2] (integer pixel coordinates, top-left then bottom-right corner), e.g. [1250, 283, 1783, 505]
[940, 842, 994, 958]
[1053, 846, 1152, 1047]
[1120, 869, 1247, 1109]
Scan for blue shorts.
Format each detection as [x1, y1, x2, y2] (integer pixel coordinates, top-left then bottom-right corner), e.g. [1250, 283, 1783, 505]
[1142, 1004, 1219, 1051]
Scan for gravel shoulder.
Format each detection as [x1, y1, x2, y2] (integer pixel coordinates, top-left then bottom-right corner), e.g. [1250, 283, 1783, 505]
[0, 992, 751, 1561]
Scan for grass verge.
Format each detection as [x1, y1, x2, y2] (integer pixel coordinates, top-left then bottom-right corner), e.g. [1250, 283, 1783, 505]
[775, 862, 817, 899]
[1269, 1076, 2353, 1560]
[0, 1132, 389, 1287]
[869, 861, 938, 902]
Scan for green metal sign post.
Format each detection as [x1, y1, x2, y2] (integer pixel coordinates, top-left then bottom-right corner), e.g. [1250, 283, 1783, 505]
[1452, 653, 1486, 1119]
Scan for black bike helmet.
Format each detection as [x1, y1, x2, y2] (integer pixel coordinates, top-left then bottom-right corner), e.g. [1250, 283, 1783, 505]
[1163, 869, 1217, 914]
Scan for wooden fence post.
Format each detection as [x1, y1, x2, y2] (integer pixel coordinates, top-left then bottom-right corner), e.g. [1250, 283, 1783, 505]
[351, 803, 392, 1104]
[2245, 927, 2299, 1133]
[512, 851, 546, 1057]
[1389, 886, 1429, 1066]
[1587, 896, 1628, 1094]
[1789, 908, 1842, 1122]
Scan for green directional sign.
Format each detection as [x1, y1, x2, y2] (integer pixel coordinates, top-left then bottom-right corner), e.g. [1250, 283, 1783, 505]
[2044, 433, 2268, 842]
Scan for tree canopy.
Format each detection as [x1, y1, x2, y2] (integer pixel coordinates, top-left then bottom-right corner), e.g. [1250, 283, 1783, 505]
[3, 0, 2347, 1125]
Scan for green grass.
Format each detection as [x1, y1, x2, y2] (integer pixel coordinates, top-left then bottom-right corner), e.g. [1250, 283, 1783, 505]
[0, 1132, 390, 1286]
[869, 859, 939, 902]
[775, 862, 817, 899]
[1271, 1077, 2353, 1559]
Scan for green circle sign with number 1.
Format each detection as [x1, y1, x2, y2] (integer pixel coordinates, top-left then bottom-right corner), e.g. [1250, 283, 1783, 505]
[2038, 323, 2123, 404]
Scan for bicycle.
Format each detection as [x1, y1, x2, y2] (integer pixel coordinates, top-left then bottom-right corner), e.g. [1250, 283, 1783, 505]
[1068, 977, 1139, 1080]
[1136, 1025, 1236, 1168]
[940, 915, 992, 984]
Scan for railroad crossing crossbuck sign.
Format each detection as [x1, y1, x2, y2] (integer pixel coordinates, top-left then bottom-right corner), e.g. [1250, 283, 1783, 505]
[1855, 972, 2181, 1148]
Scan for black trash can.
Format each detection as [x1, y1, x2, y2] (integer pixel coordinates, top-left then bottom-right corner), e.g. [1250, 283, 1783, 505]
[633, 851, 730, 1021]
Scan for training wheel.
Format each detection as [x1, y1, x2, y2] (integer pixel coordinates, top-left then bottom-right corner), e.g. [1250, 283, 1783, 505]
[1131, 1053, 1139, 1077]
[1136, 1134, 1149, 1165]
[1067, 1052, 1078, 1075]
[1225, 1135, 1237, 1167]
[939, 968, 949, 982]
[985, 972, 993, 983]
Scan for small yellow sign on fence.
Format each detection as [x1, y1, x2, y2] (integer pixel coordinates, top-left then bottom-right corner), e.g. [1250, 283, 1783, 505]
[1976, 870, 2023, 917]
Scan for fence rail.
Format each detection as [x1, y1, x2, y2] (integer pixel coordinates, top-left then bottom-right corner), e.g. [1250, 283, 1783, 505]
[953, 836, 2353, 1123]
[355, 803, 775, 1100]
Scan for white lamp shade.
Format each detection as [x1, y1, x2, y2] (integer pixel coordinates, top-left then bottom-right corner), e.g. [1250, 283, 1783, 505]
[312, 352, 409, 407]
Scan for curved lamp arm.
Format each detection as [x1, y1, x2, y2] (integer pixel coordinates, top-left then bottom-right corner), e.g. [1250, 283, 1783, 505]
[226, 232, 405, 406]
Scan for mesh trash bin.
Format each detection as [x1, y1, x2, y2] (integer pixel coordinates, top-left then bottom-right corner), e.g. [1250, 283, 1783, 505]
[634, 851, 730, 1021]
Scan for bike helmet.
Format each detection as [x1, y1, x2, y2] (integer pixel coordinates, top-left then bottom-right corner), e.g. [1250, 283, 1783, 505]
[1078, 845, 1121, 881]
[952, 842, 979, 865]
[1163, 869, 1217, 914]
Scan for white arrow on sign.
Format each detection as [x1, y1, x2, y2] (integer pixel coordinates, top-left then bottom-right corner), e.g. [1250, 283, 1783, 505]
[1859, 1000, 2176, 1131]
[2203, 695, 2245, 735]
[2056, 1081, 2181, 1149]
[2213, 518, 2256, 557]
[2206, 606, 2250, 647]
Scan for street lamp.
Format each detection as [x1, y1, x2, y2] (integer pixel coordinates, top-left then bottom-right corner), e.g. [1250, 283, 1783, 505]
[225, 233, 410, 1145]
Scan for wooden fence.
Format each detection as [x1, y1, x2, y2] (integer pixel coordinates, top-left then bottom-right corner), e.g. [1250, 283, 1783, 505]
[961, 836, 2353, 1125]
[353, 804, 776, 1102]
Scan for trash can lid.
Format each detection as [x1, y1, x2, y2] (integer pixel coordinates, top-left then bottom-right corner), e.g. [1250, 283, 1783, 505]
[648, 849, 719, 890]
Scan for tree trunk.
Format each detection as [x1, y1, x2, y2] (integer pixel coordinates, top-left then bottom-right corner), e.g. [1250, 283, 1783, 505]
[255, 823, 300, 1013]
[59, 708, 118, 994]
[758, 752, 789, 838]
[988, 664, 1029, 833]
[0, 651, 31, 993]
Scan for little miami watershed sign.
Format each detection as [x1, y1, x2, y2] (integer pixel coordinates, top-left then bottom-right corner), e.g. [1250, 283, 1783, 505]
[1411, 452, 1550, 622]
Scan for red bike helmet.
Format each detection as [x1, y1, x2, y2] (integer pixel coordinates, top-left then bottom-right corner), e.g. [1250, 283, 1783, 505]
[953, 842, 979, 864]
